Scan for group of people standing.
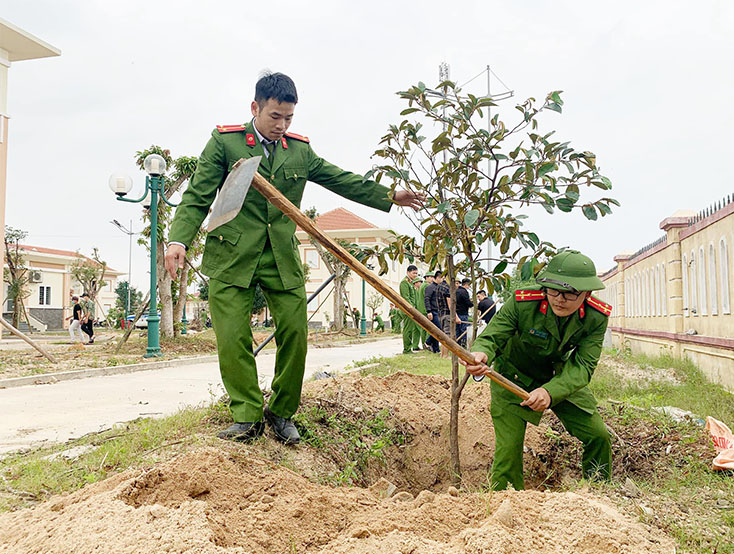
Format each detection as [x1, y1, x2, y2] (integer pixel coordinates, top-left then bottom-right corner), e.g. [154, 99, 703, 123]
[67, 293, 95, 344]
[396, 265, 497, 354]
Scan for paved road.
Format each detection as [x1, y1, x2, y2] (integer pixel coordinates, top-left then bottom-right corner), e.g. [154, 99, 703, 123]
[0, 338, 402, 454]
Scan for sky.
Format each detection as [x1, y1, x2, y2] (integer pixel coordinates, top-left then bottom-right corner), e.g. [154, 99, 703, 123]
[2, 0, 733, 292]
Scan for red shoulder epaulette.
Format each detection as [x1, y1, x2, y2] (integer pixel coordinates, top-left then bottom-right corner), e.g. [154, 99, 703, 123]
[285, 131, 309, 143]
[586, 296, 612, 316]
[216, 124, 246, 133]
[515, 290, 545, 302]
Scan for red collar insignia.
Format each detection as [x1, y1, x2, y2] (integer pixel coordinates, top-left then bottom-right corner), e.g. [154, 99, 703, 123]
[281, 137, 288, 149]
[540, 300, 548, 314]
[246, 133, 256, 146]
[578, 303, 585, 318]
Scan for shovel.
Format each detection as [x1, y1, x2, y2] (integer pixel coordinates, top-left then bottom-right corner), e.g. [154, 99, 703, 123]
[208, 156, 529, 400]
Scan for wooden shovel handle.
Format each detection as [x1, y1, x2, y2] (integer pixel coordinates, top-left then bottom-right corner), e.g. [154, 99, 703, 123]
[250, 171, 529, 401]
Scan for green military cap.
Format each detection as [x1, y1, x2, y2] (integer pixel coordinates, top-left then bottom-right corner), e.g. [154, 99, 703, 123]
[536, 249, 605, 292]
[413, 276, 424, 283]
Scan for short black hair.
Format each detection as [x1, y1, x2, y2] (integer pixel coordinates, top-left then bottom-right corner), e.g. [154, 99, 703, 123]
[477, 290, 487, 296]
[81, 292, 90, 298]
[407, 264, 418, 272]
[461, 278, 471, 285]
[255, 72, 298, 107]
[434, 270, 443, 278]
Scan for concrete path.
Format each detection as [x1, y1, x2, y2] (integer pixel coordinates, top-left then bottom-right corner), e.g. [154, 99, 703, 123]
[0, 338, 402, 454]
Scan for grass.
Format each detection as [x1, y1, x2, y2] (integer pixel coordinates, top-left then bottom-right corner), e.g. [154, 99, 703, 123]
[293, 404, 408, 486]
[593, 349, 734, 424]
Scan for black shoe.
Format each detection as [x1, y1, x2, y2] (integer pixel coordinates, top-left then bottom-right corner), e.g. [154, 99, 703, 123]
[413, 348, 422, 352]
[264, 406, 300, 444]
[217, 421, 264, 442]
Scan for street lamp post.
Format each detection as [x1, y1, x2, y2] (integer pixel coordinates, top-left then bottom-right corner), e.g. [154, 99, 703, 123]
[110, 219, 135, 328]
[360, 277, 367, 336]
[109, 154, 178, 358]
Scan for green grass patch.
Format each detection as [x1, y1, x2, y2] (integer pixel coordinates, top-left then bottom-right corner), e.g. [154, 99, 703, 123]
[593, 350, 734, 424]
[352, 351, 452, 379]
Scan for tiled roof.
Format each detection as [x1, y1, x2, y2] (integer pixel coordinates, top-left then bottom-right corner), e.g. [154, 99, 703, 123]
[298, 208, 378, 231]
[16, 244, 122, 274]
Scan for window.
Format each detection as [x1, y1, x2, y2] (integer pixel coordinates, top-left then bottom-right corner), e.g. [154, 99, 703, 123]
[38, 286, 51, 306]
[709, 243, 718, 315]
[305, 249, 320, 269]
[689, 251, 698, 315]
[721, 238, 731, 314]
[682, 255, 689, 315]
[699, 247, 707, 315]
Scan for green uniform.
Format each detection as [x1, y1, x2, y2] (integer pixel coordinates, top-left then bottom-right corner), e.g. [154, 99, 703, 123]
[169, 121, 392, 422]
[389, 308, 401, 333]
[399, 277, 419, 353]
[374, 314, 385, 332]
[472, 285, 612, 490]
[416, 281, 429, 347]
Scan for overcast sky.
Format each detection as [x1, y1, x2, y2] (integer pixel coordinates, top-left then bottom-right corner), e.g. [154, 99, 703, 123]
[3, 0, 733, 291]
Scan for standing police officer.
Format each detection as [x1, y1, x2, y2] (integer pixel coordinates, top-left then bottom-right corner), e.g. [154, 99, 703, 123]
[462, 250, 613, 490]
[165, 72, 422, 444]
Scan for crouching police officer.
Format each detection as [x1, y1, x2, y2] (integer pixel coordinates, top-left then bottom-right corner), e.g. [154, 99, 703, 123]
[462, 250, 613, 491]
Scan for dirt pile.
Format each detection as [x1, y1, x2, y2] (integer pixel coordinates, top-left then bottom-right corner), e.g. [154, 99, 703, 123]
[0, 447, 674, 553]
[300, 372, 565, 490]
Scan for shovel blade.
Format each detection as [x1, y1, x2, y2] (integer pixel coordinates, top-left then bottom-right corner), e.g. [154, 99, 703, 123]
[207, 156, 262, 233]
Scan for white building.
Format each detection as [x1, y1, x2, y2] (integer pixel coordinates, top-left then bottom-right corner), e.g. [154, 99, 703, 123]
[295, 208, 426, 328]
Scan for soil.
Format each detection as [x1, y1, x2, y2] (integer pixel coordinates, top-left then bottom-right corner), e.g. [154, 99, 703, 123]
[0, 447, 674, 553]
[0, 371, 684, 552]
[599, 356, 682, 386]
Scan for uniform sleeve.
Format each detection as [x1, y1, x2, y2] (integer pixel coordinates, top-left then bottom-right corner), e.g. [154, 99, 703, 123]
[168, 131, 228, 247]
[471, 298, 520, 365]
[542, 316, 608, 406]
[399, 279, 414, 306]
[307, 148, 393, 213]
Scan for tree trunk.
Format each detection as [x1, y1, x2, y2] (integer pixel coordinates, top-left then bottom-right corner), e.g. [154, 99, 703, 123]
[173, 265, 188, 324]
[157, 241, 174, 338]
[332, 272, 346, 332]
[447, 255, 462, 485]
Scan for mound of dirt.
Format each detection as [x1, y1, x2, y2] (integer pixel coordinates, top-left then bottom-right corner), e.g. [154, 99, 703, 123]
[300, 372, 564, 491]
[0, 447, 674, 553]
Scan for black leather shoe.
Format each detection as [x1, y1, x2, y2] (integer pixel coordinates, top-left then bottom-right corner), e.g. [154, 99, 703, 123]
[264, 407, 300, 444]
[217, 421, 264, 442]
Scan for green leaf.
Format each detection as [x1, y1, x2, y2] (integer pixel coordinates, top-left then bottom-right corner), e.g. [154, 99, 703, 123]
[527, 232, 539, 246]
[601, 176, 612, 189]
[493, 260, 508, 274]
[556, 197, 574, 212]
[550, 91, 564, 106]
[598, 203, 612, 215]
[520, 258, 536, 280]
[464, 209, 480, 227]
[437, 201, 450, 214]
[417, 81, 426, 92]
[538, 162, 556, 178]
[546, 103, 562, 114]
[582, 205, 598, 221]
[400, 107, 420, 116]
[565, 189, 580, 202]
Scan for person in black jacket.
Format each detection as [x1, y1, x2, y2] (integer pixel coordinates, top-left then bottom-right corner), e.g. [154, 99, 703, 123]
[424, 271, 451, 352]
[477, 290, 497, 324]
[454, 278, 473, 347]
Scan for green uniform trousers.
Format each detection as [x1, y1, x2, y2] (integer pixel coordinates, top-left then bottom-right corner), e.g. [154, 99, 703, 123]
[490, 388, 612, 491]
[401, 316, 420, 353]
[208, 241, 308, 423]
